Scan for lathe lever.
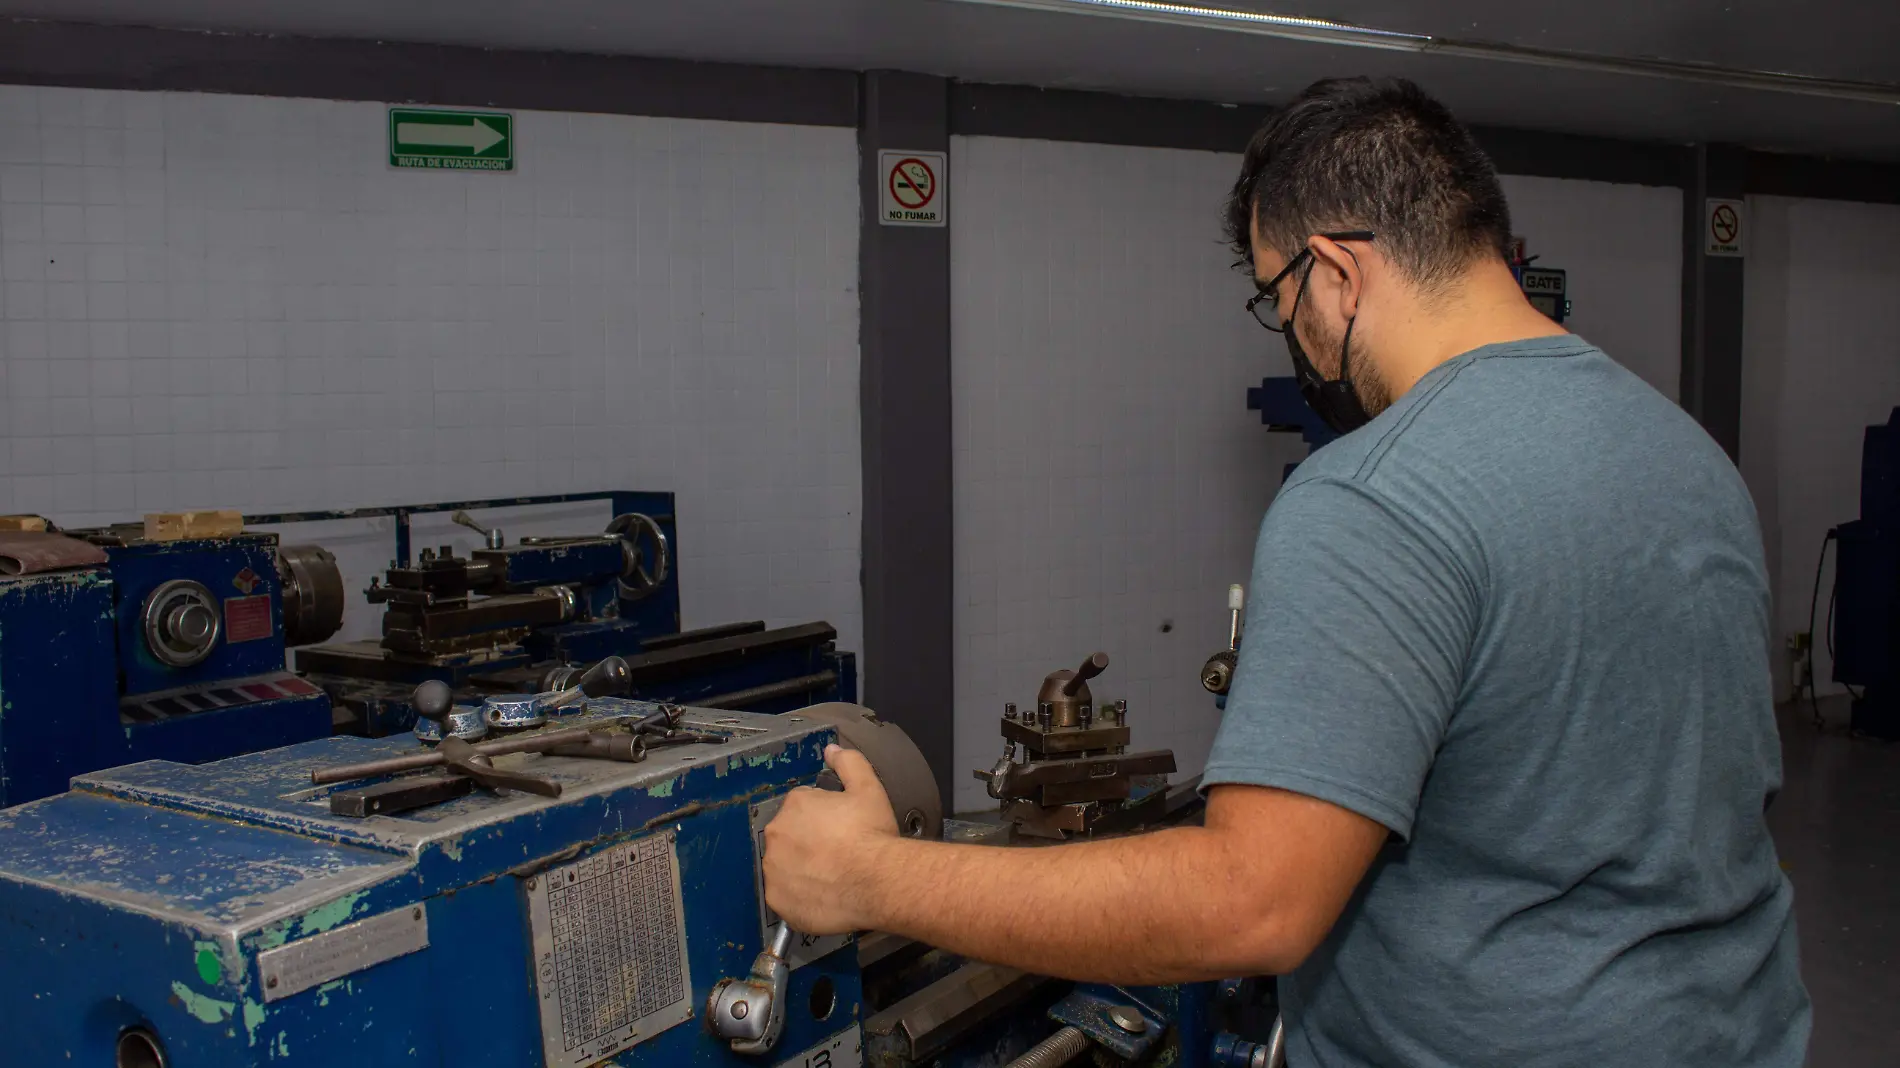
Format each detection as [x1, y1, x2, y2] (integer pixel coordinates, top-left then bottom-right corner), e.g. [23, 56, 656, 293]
[707, 923, 795, 1055]
[540, 654, 632, 710]
[450, 509, 504, 548]
[1060, 651, 1110, 697]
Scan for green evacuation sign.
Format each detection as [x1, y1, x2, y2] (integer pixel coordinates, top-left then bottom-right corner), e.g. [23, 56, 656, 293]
[389, 108, 513, 171]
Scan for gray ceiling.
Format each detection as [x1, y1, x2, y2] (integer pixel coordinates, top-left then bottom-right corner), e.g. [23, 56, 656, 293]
[4, 0, 1898, 161]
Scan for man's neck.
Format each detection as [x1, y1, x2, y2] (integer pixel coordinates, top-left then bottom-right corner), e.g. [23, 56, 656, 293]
[1372, 258, 1571, 399]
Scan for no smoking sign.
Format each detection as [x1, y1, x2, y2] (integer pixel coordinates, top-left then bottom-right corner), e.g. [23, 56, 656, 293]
[1705, 197, 1745, 258]
[879, 150, 946, 227]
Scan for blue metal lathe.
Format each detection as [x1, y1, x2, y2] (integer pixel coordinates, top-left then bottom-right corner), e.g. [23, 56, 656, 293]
[281, 491, 857, 737]
[0, 526, 337, 808]
[0, 700, 873, 1068]
[0, 491, 857, 809]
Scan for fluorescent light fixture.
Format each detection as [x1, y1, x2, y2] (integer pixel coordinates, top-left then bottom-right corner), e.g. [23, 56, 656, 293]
[939, 0, 1900, 106]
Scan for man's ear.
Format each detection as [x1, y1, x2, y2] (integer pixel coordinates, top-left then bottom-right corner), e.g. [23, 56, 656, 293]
[1307, 236, 1364, 319]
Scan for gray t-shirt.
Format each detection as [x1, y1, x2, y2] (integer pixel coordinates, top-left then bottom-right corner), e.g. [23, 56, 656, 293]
[1207, 336, 1810, 1067]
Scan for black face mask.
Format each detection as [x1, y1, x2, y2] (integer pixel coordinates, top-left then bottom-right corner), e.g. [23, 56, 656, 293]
[1284, 268, 1372, 435]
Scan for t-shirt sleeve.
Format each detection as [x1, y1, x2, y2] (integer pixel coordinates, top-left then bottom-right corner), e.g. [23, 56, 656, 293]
[1202, 476, 1479, 840]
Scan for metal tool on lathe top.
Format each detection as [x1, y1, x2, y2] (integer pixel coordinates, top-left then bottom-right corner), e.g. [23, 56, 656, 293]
[973, 651, 1177, 839]
[311, 661, 725, 817]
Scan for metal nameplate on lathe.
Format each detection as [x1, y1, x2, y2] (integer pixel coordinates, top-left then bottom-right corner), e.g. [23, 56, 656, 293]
[773, 1025, 864, 1068]
[256, 903, 430, 1003]
[525, 831, 695, 1068]
[751, 793, 853, 968]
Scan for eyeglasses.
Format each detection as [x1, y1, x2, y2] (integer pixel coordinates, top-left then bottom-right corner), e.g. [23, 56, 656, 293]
[1245, 230, 1377, 333]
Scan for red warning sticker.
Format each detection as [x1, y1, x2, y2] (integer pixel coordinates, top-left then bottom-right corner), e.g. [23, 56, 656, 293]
[225, 595, 274, 643]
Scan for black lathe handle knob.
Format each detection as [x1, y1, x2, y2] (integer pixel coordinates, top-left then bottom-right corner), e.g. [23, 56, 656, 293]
[412, 679, 455, 723]
[1062, 652, 1110, 697]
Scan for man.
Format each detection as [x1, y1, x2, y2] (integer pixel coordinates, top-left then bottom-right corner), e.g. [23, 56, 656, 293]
[763, 77, 1810, 1067]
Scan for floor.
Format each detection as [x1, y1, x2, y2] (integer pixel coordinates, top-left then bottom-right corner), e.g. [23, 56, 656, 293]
[1767, 698, 1900, 1067]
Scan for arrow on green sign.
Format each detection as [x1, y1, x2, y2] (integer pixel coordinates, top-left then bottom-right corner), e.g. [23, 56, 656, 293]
[389, 108, 513, 171]
[398, 119, 505, 154]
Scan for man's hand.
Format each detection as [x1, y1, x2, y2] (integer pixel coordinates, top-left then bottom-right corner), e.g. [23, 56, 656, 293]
[762, 744, 901, 935]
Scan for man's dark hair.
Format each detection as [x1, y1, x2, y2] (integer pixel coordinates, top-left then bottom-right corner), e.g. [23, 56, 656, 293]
[1225, 77, 1512, 288]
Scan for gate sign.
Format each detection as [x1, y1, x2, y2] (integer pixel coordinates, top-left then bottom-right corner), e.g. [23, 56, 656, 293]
[878, 150, 946, 227]
[1705, 198, 1744, 257]
[390, 108, 514, 171]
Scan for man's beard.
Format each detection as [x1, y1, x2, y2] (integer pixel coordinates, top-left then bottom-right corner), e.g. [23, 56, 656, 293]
[1300, 311, 1392, 418]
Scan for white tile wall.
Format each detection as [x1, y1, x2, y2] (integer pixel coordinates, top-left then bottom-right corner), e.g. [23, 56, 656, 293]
[0, 85, 864, 656]
[1498, 174, 1684, 400]
[948, 142, 1688, 812]
[1740, 196, 1900, 697]
[949, 135, 1303, 812]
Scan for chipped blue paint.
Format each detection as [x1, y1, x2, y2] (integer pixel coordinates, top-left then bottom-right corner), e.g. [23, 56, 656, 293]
[314, 978, 351, 1008]
[648, 777, 679, 798]
[272, 1030, 290, 1058]
[737, 744, 790, 767]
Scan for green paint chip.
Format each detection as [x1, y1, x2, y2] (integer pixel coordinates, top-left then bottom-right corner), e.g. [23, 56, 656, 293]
[243, 999, 267, 1044]
[194, 946, 221, 985]
[296, 890, 367, 937]
[647, 777, 677, 798]
[170, 981, 235, 1026]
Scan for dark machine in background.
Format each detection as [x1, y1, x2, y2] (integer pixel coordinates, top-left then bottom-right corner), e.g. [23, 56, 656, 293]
[1826, 408, 1900, 739]
[266, 491, 857, 737]
[0, 526, 342, 807]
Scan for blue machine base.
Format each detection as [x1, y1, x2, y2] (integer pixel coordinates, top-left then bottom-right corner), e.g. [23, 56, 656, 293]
[0, 703, 857, 1068]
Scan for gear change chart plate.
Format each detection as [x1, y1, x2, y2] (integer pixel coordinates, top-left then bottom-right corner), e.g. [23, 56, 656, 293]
[526, 831, 694, 1067]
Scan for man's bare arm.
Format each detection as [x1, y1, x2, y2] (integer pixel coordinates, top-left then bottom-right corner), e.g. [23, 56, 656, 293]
[762, 746, 1389, 984]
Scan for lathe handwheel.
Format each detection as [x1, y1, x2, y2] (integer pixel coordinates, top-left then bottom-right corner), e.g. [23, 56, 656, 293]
[606, 512, 671, 602]
[141, 579, 222, 668]
[795, 703, 944, 841]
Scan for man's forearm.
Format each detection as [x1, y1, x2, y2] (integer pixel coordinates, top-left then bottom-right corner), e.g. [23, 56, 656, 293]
[762, 767, 1385, 983]
[845, 825, 1296, 984]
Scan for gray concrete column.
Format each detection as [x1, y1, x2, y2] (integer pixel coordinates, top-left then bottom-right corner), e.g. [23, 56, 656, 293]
[858, 72, 954, 807]
[1680, 143, 1748, 459]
